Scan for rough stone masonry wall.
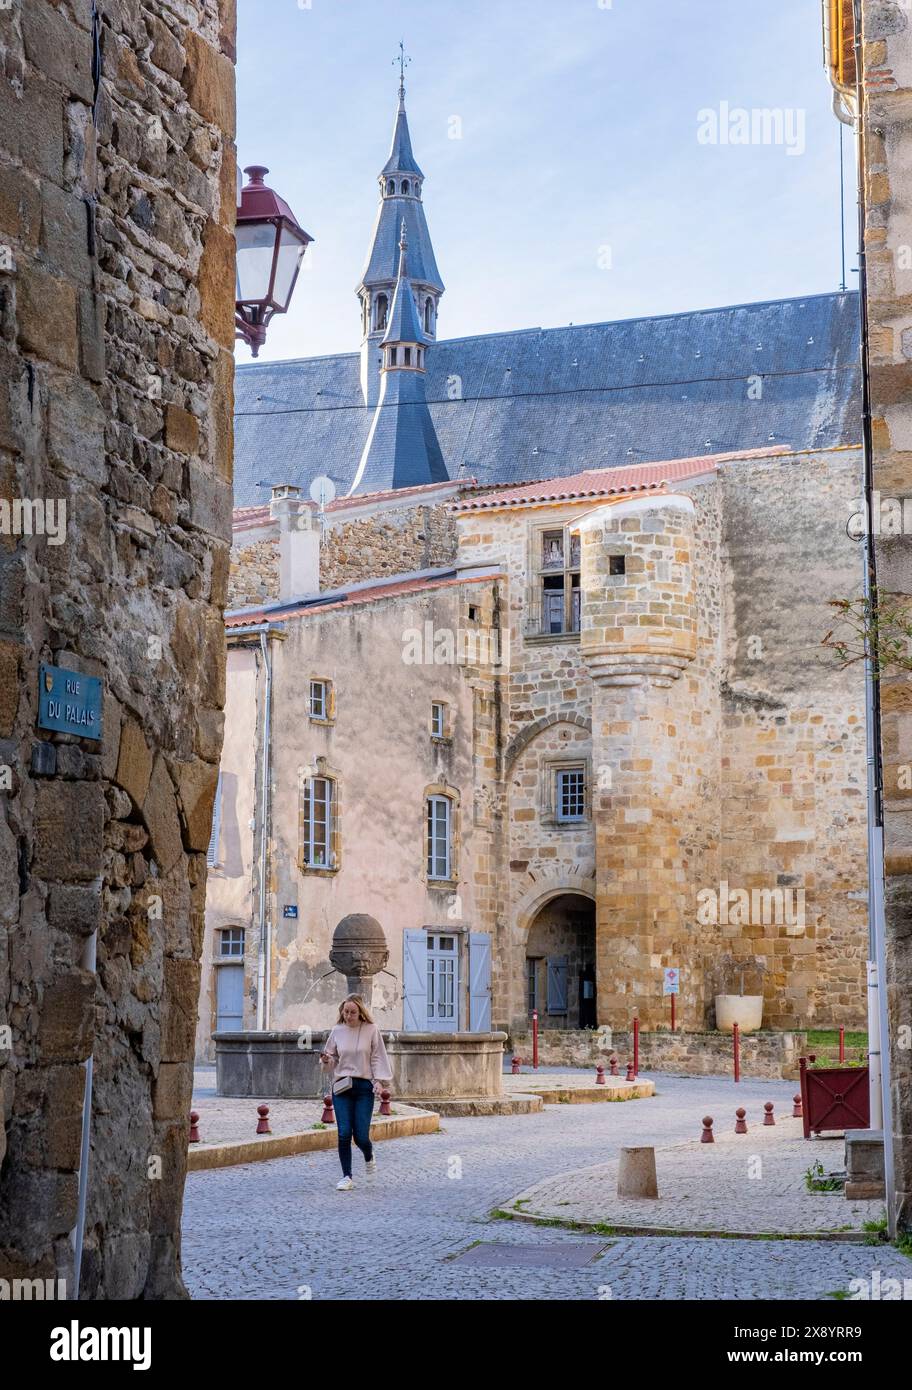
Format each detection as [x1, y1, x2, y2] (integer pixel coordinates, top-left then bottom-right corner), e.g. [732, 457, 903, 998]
[227, 500, 459, 610]
[0, 0, 236, 1298]
[861, 0, 912, 1230]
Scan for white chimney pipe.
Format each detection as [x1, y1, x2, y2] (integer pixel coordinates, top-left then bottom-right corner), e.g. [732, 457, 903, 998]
[269, 484, 319, 599]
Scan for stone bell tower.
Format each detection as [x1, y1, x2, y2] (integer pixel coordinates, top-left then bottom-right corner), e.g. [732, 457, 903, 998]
[576, 495, 714, 1031]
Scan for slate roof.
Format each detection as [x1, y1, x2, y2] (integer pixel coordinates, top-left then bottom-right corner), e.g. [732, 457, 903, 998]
[233, 290, 861, 510]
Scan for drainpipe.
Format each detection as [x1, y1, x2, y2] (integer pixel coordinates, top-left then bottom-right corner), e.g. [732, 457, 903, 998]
[70, 923, 97, 1298]
[851, 0, 896, 1235]
[256, 630, 273, 1030]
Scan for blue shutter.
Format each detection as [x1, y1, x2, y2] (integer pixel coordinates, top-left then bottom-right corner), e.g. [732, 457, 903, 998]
[546, 956, 568, 1014]
[468, 933, 492, 1032]
[206, 771, 222, 868]
[402, 929, 426, 1032]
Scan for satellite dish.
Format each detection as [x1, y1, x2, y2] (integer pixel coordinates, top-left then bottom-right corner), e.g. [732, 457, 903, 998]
[309, 475, 336, 508]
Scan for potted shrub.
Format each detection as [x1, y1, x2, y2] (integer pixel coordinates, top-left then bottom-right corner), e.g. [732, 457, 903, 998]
[714, 962, 765, 1034]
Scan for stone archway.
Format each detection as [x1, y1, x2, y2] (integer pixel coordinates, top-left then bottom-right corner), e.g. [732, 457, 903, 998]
[524, 892, 597, 1030]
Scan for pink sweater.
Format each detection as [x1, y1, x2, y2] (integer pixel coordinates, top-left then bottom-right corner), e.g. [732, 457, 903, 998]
[323, 1022, 393, 1088]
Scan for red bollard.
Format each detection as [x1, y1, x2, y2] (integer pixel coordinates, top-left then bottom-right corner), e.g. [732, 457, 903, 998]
[763, 1102, 775, 1126]
[511, 1056, 521, 1075]
[633, 1017, 639, 1079]
[625, 1061, 635, 1082]
[839, 1026, 845, 1064]
[378, 1088, 392, 1117]
[701, 1115, 715, 1143]
[609, 1055, 619, 1077]
[732, 1021, 741, 1083]
[792, 1093, 803, 1118]
[321, 1092, 335, 1124]
[189, 1110, 200, 1144]
[735, 1106, 748, 1134]
[532, 1009, 539, 1071]
[256, 1103, 271, 1134]
[595, 1064, 605, 1085]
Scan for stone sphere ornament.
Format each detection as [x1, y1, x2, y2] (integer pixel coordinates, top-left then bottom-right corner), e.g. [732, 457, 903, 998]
[330, 913, 390, 998]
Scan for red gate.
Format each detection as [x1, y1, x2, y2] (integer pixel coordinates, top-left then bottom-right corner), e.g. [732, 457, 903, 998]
[798, 1056, 869, 1138]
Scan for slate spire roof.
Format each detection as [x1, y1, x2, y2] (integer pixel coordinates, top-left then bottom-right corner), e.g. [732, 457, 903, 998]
[382, 222, 426, 345]
[349, 222, 447, 496]
[382, 77, 424, 178]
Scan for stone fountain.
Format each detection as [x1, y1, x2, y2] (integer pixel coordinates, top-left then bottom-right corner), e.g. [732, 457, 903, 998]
[214, 914, 515, 1114]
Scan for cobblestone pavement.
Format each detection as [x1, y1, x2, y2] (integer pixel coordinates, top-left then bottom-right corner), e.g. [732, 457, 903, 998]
[182, 1071, 912, 1301]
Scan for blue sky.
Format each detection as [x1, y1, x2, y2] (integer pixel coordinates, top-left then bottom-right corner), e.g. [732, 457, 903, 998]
[236, 0, 854, 363]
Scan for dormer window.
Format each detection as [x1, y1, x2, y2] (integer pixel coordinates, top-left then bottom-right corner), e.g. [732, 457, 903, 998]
[387, 179, 395, 195]
[424, 299, 434, 334]
[402, 180, 410, 195]
[404, 347, 411, 366]
[375, 294, 388, 331]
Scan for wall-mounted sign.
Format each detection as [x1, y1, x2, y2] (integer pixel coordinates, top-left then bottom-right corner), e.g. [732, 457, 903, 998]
[283, 905, 298, 919]
[663, 967, 681, 996]
[37, 665, 102, 742]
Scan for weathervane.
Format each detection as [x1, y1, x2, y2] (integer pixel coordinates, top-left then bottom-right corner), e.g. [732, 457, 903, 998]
[394, 40, 411, 102]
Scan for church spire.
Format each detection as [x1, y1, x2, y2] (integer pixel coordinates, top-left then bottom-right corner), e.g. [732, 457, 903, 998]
[357, 57, 444, 407]
[349, 220, 447, 496]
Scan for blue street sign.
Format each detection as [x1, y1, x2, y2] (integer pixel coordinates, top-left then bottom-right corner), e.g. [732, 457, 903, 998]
[283, 905, 298, 919]
[38, 665, 102, 741]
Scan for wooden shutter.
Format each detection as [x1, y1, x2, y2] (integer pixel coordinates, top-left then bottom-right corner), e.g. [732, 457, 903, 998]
[206, 772, 222, 867]
[546, 956, 568, 1015]
[402, 929, 426, 1032]
[468, 933, 492, 1032]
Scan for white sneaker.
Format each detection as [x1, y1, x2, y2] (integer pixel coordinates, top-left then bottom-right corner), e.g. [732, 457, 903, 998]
[336, 1176, 353, 1191]
[365, 1158, 377, 1181]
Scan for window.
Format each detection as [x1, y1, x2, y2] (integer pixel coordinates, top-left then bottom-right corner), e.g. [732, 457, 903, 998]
[386, 178, 395, 195]
[427, 933, 457, 1024]
[533, 525, 580, 636]
[431, 702, 447, 738]
[427, 795, 453, 880]
[609, 554, 626, 576]
[402, 179, 410, 195]
[301, 776, 334, 868]
[218, 926, 245, 959]
[404, 346, 411, 366]
[309, 679, 332, 721]
[424, 298, 433, 333]
[375, 294, 388, 331]
[556, 767, 586, 822]
[389, 346, 397, 366]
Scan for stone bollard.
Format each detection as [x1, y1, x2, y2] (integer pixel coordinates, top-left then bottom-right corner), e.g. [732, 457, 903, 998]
[189, 1111, 200, 1145]
[793, 1094, 803, 1118]
[595, 1064, 606, 1085]
[511, 1056, 521, 1075]
[321, 1093, 335, 1125]
[763, 1102, 775, 1126]
[609, 1055, 619, 1077]
[378, 1088, 392, 1117]
[625, 1061, 635, 1082]
[617, 1146, 659, 1199]
[700, 1115, 714, 1144]
[256, 1104, 271, 1135]
[735, 1107, 748, 1134]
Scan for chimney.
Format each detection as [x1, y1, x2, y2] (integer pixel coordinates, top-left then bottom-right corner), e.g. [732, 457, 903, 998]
[269, 484, 319, 599]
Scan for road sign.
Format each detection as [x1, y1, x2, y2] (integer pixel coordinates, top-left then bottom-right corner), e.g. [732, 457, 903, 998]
[663, 967, 680, 996]
[37, 665, 102, 741]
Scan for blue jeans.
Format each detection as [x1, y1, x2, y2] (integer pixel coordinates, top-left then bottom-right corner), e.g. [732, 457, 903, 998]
[333, 1077, 375, 1177]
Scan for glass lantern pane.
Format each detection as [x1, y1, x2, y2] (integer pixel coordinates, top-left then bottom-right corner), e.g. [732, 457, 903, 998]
[272, 225, 308, 309]
[235, 222, 277, 303]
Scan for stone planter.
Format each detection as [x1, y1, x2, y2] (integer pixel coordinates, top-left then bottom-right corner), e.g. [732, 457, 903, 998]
[714, 994, 764, 1034]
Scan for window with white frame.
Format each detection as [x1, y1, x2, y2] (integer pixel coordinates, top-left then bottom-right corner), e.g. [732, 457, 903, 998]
[309, 679, 331, 721]
[218, 926, 245, 958]
[426, 794, 453, 881]
[427, 933, 457, 1024]
[301, 775, 335, 868]
[555, 766, 586, 822]
[431, 701, 447, 738]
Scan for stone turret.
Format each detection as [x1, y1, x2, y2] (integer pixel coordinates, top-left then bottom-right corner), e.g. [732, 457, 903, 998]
[574, 495, 705, 1030]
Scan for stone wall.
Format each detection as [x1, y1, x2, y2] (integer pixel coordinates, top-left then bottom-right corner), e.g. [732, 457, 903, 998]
[860, 0, 912, 1231]
[0, 0, 236, 1298]
[507, 1028, 808, 1081]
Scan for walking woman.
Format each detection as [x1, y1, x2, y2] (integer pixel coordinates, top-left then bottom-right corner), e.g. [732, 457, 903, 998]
[319, 995, 393, 1191]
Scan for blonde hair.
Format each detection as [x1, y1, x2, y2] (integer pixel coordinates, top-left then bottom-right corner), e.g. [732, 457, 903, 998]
[336, 994, 375, 1025]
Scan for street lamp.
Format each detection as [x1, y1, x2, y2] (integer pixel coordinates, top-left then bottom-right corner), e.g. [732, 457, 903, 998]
[235, 165, 313, 357]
